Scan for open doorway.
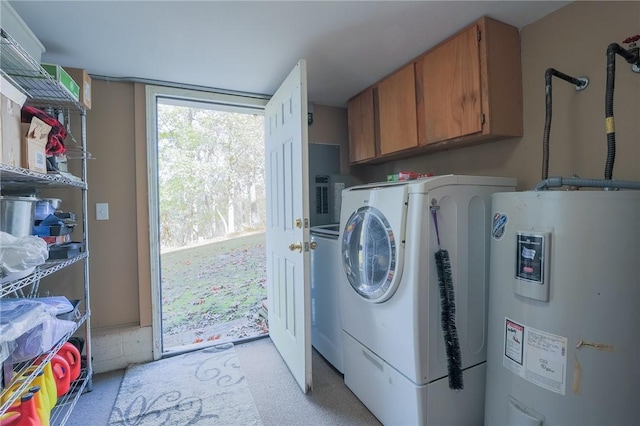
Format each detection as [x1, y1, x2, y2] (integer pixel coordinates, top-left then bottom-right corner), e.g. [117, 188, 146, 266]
[146, 86, 269, 356]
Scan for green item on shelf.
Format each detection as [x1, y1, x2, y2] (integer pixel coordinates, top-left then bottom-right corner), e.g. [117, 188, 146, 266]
[41, 63, 80, 101]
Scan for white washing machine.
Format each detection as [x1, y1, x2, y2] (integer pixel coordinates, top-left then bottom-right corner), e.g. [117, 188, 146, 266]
[338, 175, 516, 425]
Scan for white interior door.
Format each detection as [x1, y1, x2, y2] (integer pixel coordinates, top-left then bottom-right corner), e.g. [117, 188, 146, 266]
[264, 60, 312, 393]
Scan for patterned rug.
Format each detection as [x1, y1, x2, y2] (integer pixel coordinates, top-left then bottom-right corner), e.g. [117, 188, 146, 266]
[108, 343, 263, 425]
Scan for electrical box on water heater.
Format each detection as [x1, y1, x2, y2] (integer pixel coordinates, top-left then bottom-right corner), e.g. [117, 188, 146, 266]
[485, 190, 640, 425]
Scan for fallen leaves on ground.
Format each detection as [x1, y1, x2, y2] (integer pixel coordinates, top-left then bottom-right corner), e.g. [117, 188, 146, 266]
[162, 232, 268, 344]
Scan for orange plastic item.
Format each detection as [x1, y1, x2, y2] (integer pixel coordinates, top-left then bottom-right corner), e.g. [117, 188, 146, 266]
[28, 387, 49, 426]
[58, 343, 81, 381]
[49, 355, 71, 397]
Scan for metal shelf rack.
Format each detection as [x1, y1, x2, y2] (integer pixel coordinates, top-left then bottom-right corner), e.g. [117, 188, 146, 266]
[0, 29, 83, 111]
[1, 23, 93, 426]
[0, 163, 87, 189]
[0, 253, 88, 299]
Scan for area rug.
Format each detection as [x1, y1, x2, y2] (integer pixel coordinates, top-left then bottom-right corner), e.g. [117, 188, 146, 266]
[108, 343, 263, 425]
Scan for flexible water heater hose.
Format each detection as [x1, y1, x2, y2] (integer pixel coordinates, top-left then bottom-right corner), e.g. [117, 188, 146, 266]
[542, 69, 588, 181]
[604, 42, 640, 180]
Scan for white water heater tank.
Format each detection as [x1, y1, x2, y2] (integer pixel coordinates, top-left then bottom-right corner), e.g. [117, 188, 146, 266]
[485, 190, 640, 425]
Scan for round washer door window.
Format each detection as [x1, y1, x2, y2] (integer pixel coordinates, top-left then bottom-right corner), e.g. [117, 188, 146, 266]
[342, 206, 398, 302]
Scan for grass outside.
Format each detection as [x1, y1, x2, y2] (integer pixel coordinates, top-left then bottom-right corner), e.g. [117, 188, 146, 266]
[161, 232, 267, 348]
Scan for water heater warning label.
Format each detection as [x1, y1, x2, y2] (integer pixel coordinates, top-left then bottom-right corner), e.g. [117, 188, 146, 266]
[516, 233, 545, 283]
[505, 319, 524, 364]
[503, 317, 567, 395]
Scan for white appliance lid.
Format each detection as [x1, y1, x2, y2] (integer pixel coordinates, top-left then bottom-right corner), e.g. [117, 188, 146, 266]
[344, 174, 517, 194]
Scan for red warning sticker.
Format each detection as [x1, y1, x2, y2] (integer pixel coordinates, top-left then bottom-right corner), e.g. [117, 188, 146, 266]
[505, 318, 524, 365]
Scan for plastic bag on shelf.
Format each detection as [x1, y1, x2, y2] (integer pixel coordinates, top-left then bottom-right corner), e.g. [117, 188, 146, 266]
[9, 316, 76, 363]
[29, 296, 74, 316]
[1, 340, 17, 364]
[0, 231, 49, 276]
[0, 299, 50, 345]
[0, 298, 75, 362]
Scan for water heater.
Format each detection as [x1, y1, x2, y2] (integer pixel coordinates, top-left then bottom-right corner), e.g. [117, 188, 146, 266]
[485, 191, 640, 425]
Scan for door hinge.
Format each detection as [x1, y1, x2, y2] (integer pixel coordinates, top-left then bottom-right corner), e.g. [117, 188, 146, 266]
[481, 114, 486, 125]
[477, 29, 482, 42]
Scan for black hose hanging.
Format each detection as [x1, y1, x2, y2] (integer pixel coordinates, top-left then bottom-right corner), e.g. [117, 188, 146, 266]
[604, 43, 640, 180]
[542, 68, 588, 181]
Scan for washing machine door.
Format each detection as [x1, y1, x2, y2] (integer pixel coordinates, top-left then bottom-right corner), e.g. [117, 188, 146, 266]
[342, 206, 401, 302]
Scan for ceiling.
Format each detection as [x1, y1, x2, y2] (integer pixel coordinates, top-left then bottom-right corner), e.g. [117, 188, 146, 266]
[8, 1, 570, 107]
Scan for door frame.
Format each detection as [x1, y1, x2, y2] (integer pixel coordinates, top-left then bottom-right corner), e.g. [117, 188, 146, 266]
[145, 85, 268, 359]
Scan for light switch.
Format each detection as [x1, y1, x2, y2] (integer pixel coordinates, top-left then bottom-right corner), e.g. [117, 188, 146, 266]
[96, 202, 109, 221]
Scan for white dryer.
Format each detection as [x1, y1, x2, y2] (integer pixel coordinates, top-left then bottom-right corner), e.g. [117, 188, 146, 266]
[338, 175, 516, 425]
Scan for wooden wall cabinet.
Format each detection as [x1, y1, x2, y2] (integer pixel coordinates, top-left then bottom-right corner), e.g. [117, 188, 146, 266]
[346, 16, 522, 164]
[346, 63, 419, 163]
[377, 63, 418, 155]
[416, 16, 523, 149]
[347, 87, 375, 163]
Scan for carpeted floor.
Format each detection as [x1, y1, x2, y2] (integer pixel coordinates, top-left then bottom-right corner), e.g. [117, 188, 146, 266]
[67, 337, 380, 425]
[107, 343, 261, 425]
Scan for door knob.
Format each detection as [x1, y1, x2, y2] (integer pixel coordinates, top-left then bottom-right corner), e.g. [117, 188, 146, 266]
[310, 241, 318, 250]
[289, 242, 303, 253]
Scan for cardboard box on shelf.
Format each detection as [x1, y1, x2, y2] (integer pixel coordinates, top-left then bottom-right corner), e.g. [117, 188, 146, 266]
[21, 117, 51, 174]
[63, 67, 91, 110]
[1, 75, 27, 166]
[41, 63, 80, 101]
[0, 75, 28, 107]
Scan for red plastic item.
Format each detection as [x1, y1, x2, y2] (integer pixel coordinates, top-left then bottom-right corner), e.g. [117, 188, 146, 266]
[49, 355, 71, 398]
[8, 393, 41, 426]
[0, 412, 21, 426]
[398, 171, 434, 181]
[58, 343, 81, 381]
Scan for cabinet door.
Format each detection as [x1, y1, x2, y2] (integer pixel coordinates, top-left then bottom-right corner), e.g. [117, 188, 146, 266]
[378, 63, 418, 155]
[418, 25, 482, 145]
[347, 88, 375, 163]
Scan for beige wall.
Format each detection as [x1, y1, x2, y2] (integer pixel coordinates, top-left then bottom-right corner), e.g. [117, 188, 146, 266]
[308, 104, 350, 175]
[354, 1, 640, 190]
[86, 81, 141, 330]
[80, 0, 639, 350]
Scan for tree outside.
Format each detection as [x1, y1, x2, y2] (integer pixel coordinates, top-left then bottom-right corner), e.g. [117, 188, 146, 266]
[157, 102, 267, 349]
[157, 103, 266, 248]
